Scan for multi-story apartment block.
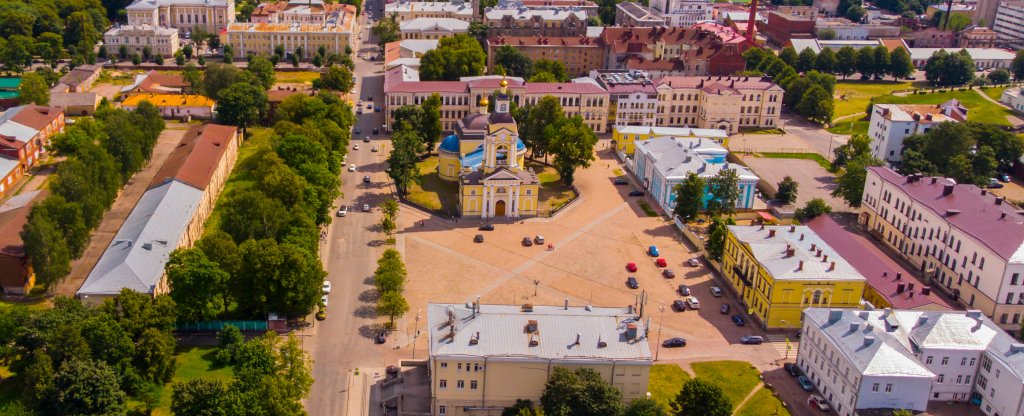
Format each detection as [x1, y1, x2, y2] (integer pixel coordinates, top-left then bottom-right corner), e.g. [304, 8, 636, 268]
[600, 23, 753, 76]
[591, 69, 658, 128]
[813, 17, 902, 39]
[615, 2, 666, 27]
[384, 65, 608, 133]
[515, 0, 600, 18]
[993, 0, 1024, 48]
[647, 0, 712, 27]
[867, 100, 967, 163]
[103, 25, 180, 57]
[860, 167, 1024, 330]
[126, 0, 234, 33]
[722, 225, 868, 329]
[428, 302, 652, 416]
[0, 105, 65, 171]
[225, 7, 355, 60]
[654, 75, 783, 133]
[399, 18, 470, 39]
[486, 35, 605, 77]
[799, 307, 1024, 416]
[483, 7, 587, 37]
[251, 0, 359, 24]
[383, 0, 475, 22]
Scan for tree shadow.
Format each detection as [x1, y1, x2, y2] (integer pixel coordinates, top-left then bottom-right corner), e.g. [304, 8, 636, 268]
[367, 240, 386, 247]
[363, 276, 376, 285]
[358, 323, 386, 339]
[354, 305, 378, 319]
[359, 288, 380, 303]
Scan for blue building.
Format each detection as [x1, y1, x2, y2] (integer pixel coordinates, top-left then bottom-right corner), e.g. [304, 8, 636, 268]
[632, 136, 759, 215]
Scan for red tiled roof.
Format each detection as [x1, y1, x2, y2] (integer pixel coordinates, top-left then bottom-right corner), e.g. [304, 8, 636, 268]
[488, 35, 601, 47]
[869, 166, 1024, 260]
[9, 105, 62, 131]
[525, 82, 606, 94]
[466, 78, 525, 90]
[807, 215, 957, 310]
[150, 124, 237, 191]
[0, 190, 48, 259]
[384, 41, 402, 64]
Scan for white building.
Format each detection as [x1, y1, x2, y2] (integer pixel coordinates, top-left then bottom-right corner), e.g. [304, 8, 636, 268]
[103, 25, 180, 57]
[1000, 86, 1024, 111]
[867, 100, 967, 163]
[799, 307, 1024, 416]
[591, 69, 659, 129]
[125, 0, 235, 33]
[647, 0, 712, 27]
[860, 167, 1024, 329]
[384, 0, 475, 22]
[814, 17, 902, 39]
[399, 17, 470, 40]
[993, 0, 1024, 48]
[632, 136, 759, 213]
[907, 47, 1017, 69]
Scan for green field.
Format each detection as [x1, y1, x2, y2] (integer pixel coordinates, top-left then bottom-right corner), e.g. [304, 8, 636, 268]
[648, 364, 691, 411]
[530, 162, 575, 212]
[826, 118, 869, 136]
[275, 71, 322, 84]
[834, 80, 914, 119]
[129, 346, 236, 415]
[875, 89, 1016, 126]
[735, 386, 791, 416]
[983, 86, 1008, 102]
[755, 152, 832, 171]
[691, 360, 762, 409]
[406, 157, 460, 217]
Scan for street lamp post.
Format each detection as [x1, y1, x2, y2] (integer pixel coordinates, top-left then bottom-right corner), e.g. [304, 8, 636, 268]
[412, 309, 422, 359]
[533, 280, 540, 296]
[655, 305, 665, 361]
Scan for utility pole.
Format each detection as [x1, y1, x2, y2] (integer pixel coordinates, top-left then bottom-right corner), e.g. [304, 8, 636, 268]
[533, 280, 540, 296]
[655, 305, 665, 361]
[412, 310, 422, 359]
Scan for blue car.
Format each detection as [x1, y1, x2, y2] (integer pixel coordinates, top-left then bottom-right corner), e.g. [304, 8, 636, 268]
[797, 375, 815, 392]
[648, 246, 659, 257]
[732, 315, 746, 326]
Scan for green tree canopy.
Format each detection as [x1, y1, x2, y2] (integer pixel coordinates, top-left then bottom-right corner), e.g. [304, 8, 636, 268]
[387, 124, 425, 194]
[495, 45, 533, 78]
[216, 82, 268, 130]
[776, 175, 799, 205]
[419, 35, 486, 81]
[540, 367, 624, 416]
[671, 378, 731, 416]
[166, 248, 230, 321]
[673, 173, 706, 222]
[18, 72, 49, 105]
[546, 115, 597, 186]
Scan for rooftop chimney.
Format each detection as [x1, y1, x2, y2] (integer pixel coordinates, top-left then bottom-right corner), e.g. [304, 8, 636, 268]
[1010, 344, 1024, 354]
[798, 260, 804, 271]
[828, 261, 835, 271]
[786, 247, 796, 257]
[810, 243, 817, 251]
[922, 286, 931, 296]
[863, 336, 875, 347]
[828, 309, 843, 323]
[996, 197, 1005, 205]
[931, 177, 938, 184]
[850, 322, 860, 332]
[897, 282, 906, 293]
[896, 272, 902, 280]
[942, 184, 954, 197]
[564, 298, 569, 310]
[790, 225, 796, 232]
[574, 333, 581, 345]
[908, 282, 915, 292]
[768, 229, 776, 238]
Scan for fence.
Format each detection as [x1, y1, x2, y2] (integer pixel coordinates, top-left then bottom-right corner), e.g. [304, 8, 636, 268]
[175, 320, 269, 332]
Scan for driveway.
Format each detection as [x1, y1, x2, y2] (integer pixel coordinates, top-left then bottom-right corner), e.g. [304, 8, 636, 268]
[728, 114, 848, 161]
[740, 155, 850, 211]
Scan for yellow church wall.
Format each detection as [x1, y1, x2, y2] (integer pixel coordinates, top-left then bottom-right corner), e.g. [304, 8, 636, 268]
[438, 153, 461, 181]
[459, 140, 483, 154]
[460, 184, 484, 216]
[518, 184, 540, 215]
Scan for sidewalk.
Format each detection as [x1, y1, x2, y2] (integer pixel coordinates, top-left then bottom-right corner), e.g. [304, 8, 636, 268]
[346, 367, 387, 416]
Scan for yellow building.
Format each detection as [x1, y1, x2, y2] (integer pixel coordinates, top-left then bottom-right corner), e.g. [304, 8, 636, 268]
[447, 79, 540, 218]
[121, 93, 217, 119]
[611, 125, 728, 155]
[428, 302, 653, 416]
[225, 9, 354, 60]
[722, 225, 867, 329]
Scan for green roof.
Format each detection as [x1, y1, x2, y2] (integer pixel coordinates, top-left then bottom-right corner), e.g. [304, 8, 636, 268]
[0, 91, 18, 99]
[0, 78, 22, 91]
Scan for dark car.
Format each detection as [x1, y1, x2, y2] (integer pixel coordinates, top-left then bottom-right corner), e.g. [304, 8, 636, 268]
[677, 284, 690, 296]
[797, 375, 815, 391]
[473, 234, 484, 243]
[354, 127, 361, 134]
[479, 224, 495, 231]
[366, 103, 373, 109]
[375, 330, 387, 344]
[626, 276, 639, 289]
[999, 173, 1011, 182]
[363, 136, 371, 142]
[672, 299, 686, 311]
[522, 236, 533, 247]
[662, 337, 687, 348]
[614, 178, 629, 185]
[373, 127, 379, 135]
[740, 335, 764, 345]
[363, 175, 371, 183]
[367, 95, 374, 101]
[784, 363, 800, 377]
[662, 269, 676, 278]
[732, 315, 746, 326]
[374, 106, 382, 112]
[720, 303, 730, 314]
[628, 190, 645, 197]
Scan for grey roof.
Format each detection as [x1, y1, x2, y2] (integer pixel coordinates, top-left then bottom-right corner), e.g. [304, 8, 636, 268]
[399, 39, 440, 55]
[0, 157, 19, 180]
[635, 136, 758, 182]
[127, 0, 231, 10]
[399, 17, 469, 32]
[908, 48, 1016, 61]
[77, 180, 204, 297]
[0, 121, 37, 143]
[386, 1, 474, 14]
[428, 303, 653, 361]
[728, 226, 867, 282]
[804, 308, 935, 377]
[485, 7, 586, 20]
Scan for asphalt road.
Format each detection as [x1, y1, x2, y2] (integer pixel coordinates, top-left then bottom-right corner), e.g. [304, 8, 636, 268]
[303, 5, 402, 414]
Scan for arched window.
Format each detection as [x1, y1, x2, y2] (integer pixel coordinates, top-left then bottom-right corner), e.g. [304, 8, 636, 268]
[812, 290, 822, 304]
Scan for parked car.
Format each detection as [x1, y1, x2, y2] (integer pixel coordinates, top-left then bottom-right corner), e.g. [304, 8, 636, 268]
[710, 286, 723, 297]
[372, 127, 379, 135]
[784, 363, 800, 377]
[534, 235, 545, 244]
[374, 106, 382, 112]
[628, 190, 645, 197]
[662, 269, 676, 278]
[687, 257, 700, 267]
[797, 375, 815, 391]
[354, 144, 360, 150]
[662, 337, 687, 347]
[720, 303, 730, 314]
[362, 204, 371, 212]
[626, 276, 639, 289]
[998, 173, 1011, 182]
[375, 330, 387, 344]
[366, 103, 373, 109]
[686, 296, 700, 309]
[367, 94, 374, 101]
[348, 164, 357, 172]
[648, 246, 659, 257]
[364, 136, 371, 143]
[626, 262, 638, 272]
[740, 335, 764, 345]
[320, 295, 329, 306]
[354, 127, 361, 134]
[732, 315, 746, 326]
[678, 284, 690, 296]
[322, 281, 332, 294]
[989, 178, 1005, 188]
[808, 395, 830, 411]
[337, 206, 348, 217]
[522, 236, 533, 247]
[473, 234, 484, 243]
[672, 299, 686, 311]
[614, 178, 629, 185]
[371, 145, 379, 152]
[363, 175, 371, 183]
[478, 224, 495, 231]
[655, 258, 667, 267]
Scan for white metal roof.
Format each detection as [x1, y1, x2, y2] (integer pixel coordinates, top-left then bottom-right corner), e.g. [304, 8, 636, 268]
[634, 136, 759, 181]
[399, 17, 470, 32]
[0, 157, 19, 181]
[908, 48, 1016, 61]
[614, 125, 728, 138]
[386, 1, 474, 14]
[804, 308, 934, 377]
[485, 7, 587, 20]
[729, 225, 868, 281]
[126, 0, 230, 10]
[0, 121, 37, 143]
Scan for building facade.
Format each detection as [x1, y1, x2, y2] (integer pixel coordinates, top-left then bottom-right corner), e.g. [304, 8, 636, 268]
[813, 18, 902, 39]
[486, 35, 604, 77]
[251, 0, 359, 24]
[225, 10, 355, 60]
[383, 0, 475, 22]
[860, 167, 1024, 330]
[0, 105, 65, 171]
[0, 191, 42, 294]
[591, 70, 659, 129]
[600, 23, 753, 76]
[103, 25, 181, 57]
[483, 7, 587, 37]
[722, 225, 868, 329]
[126, 0, 235, 33]
[614, 2, 666, 27]
[632, 136, 759, 213]
[428, 302, 653, 416]
[908, 47, 1017, 69]
[655, 75, 783, 133]
[867, 100, 967, 163]
[647, 0, 712, 27]
[399, 18, 470, 39]
[993, 0, 1024, 48]
[121, 94, 216, 119]
[1000, 86, 1024, 111]
[612, 125, 727, 155]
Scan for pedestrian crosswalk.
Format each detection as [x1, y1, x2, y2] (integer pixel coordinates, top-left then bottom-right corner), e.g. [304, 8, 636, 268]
[766, 334, 798, 359]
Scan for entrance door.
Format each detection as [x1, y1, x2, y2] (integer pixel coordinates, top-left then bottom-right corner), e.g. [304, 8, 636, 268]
[495, 200, 506, 217]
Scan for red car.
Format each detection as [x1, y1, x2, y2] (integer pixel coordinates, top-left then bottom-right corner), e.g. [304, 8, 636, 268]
[655, 258, 667, 267]
[626, 262, 638, 272]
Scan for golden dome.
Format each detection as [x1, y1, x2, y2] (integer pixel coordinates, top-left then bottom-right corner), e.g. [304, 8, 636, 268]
[499, 78, 509, 88]
[480, 96, 489, 106]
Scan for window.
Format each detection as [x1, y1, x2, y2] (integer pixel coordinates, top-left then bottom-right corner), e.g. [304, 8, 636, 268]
[439, 406, 446, 415]
[926, 356, 933, 364]
[440, 379, 447, 389]
[440, 362, 448, 368]
[957, 375, 963, 384]
[885, 384, 893, 392]
[942, 357, 949, 365]
[457, 363, 462, 371]
[872, 383, 879, 392]
[983, 356, 992, 372]
[962, 357, 969, 366]
[970, 358, 976, 366]
[457, 380, 465, 389]
[937, 374, 945, 383]
[965, 375, 972, 384]
[470, 380, 478, 389]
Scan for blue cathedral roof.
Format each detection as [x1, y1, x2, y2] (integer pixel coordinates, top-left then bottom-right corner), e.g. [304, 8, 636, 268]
[461, 145, 484, 170]
[516, 138, 525, 151]
[439, 134, 460, 153]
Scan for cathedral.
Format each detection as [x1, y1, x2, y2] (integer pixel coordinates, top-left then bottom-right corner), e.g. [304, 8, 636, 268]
[436, 78, 540, 218]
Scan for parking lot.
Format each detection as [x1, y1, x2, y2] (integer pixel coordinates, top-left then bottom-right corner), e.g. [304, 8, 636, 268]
[740, 155, 849, 210]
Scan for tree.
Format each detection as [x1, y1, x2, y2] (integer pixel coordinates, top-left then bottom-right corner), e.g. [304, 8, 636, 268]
[419, 34, 486, 81]
[815, 47, 836, 74]
[776, 176, 799, 204]
[625, 398, 667, 416]
[673, 173, 706, 222]
[989, 68, 1011, 84]
[247, 56, 276, 90]
[202, 63, 239, 99]
[421, 93, 443, 153]
[380, 198, 399, 219]
[380, 216, 396, 239]
[166, 248, 229, 321]
[705, 216, 734, 261]
[797, 84, 835, 124]
[794, 198, 832, 222]
[835, 46, 857, 79]
[372, 14, 400, 46]
[671, 378, 732, 416]
[377, 291, 409, 326]
[797, 48, 817, 73]
[21, 213, 72, 288]
[856, 47, 875, 78]
[216, 82, 268, 131]
[223, 44, 234, 63]
[521, 96, 565, 161]
[844, 4, 866, 21]
[495, 45, 533, 78]
[387, 124, 424, 194]
[832, 154, 881, 207]
[546, 115, 597, 186]
[924, 48, 948, 84]
[65, 11, 100, 51]
[171, 379, 228, 416]
[779, 47, 799, 68]
[872, 45, 890, 78]
[183, 44, 194, 60]
[215, 325, 245, 365]
[892, 410, 914, 416]
[1011, 49, 1024, 80]
[175, 52, 186, 66]
[532, 59, 569, 82]
[375, 249, 407, 293]
[52, 359, 127, 416]
[539, 367, 624, 416]
[832, 134, 872, 169]
[221, 190, 291, 242]
[313, 65, 354, 92]
[134, 327, 177, 383]
[888, 47, 914, 80]
[704, 168, 740, 218]
[18, 72, 49, 105]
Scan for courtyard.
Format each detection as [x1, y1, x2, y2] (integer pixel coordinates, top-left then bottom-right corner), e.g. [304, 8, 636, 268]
[739, 154, 848, 210]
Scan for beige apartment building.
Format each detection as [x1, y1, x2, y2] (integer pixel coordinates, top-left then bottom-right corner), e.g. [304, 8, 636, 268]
[251, 0, 358, 24]
[483, 7, 588, 37]
[103, 25, 181, 57]
[384, 0, 475, 22]
[126, 0, 235, 33]
[654, 75, 784, 132]
[428, 303, 653, 416]
[226, 8, 355, 60]
[384, 65, 609, 133]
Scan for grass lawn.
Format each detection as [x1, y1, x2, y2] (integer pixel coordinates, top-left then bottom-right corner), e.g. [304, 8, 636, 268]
[875, 89, 1015, 126]
[98, 69, 144, 85]
[826, 118, 869, 136]
[756, 152, 832, 171]
[648, 364, 691, 411]
[203, 127, 275, 234]
[739, 127, 786, 135]
[275, 71, 322, 85]
[735, 386, 791, 416]
[406, 157, 459, 217]
[637, 201, 658, 217]
[528, 162, 575, 212]
[983, 86, 1008, 102]
[691, 360, 762, 409]
[129, 346, 236, 415]
[834, 80, 913, 119]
